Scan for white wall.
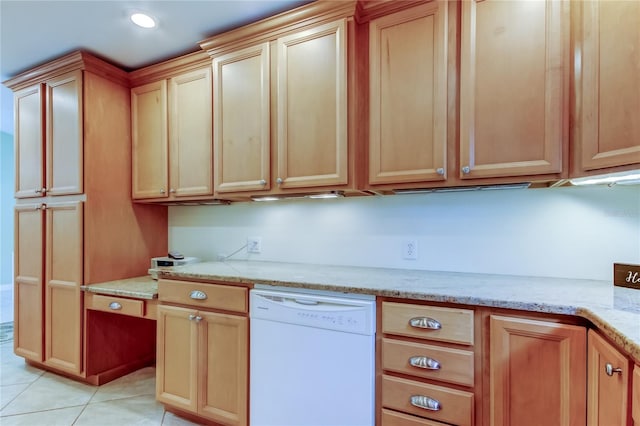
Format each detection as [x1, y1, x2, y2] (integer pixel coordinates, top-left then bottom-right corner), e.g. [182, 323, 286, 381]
[169, 185, 640, 281]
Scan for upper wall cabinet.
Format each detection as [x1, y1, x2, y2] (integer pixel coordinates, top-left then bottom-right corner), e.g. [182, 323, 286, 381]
[572, 0, 640, 176]
[130, 52, 213, 201]
[203, 1, 361, 198]
[368, 2, 448, 186]
[460, 0, 568, 181]
[14, 71, 83, 198]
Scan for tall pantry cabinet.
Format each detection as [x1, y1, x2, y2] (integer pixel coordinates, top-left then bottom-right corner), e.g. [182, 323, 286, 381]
[6, 51, 167, 381]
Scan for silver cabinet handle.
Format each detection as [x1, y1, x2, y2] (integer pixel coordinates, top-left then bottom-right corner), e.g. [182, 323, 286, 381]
[188, 314, 203, 322]
[276, 177, 283, 184]
[409, 317, 442, 330]
[410, 395, 441, 411]
[35, 187, 47, 194]
[409, 356, 441, 370]
[461, 166, 471, 174]
[259, 179, 267, 186]
[189, 314, 196, 321]
[109, 302, 122, 310]
[169, 188, 176, 193]
[436, 168, 445, 175]
[605, 363, 623, 376]
[160, 189, 166, 194]
[189, 290, 207, 300]
[195, 316, 202, 322]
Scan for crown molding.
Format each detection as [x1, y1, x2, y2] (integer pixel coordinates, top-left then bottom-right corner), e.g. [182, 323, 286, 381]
[128, 50, 211, 87]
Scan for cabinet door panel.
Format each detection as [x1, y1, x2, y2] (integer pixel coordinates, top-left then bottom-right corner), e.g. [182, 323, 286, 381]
[44, 202, 83, 374]
[46, 71, 83, 196]
[156, 305, 198, 413]
[213, 43, 271, 193]
[200, 312, 248, 426]
[633, 364, 640, 426]
[369, 2, 447, 185]
[489, 315, 586, 426]
[14, 85, 45, 198]
[14, 205, 44, 361]
[460, 0, 566, 179]
[276, 19, 348, 189]
[587, 330, 630, 426]
[132, 80, 168, 199]
[574, 0, 640, 171]
[169, 68, 213, 197]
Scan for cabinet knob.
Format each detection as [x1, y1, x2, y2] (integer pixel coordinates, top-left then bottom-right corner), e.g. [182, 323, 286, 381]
[409, 356, 441, 370]
[189, 314, 196, 321]
[260, 179, 267, 186]
[409, 317, 442, 330]
[436, 168, 445, 176]
[276, 177, 283, 185]
[108, 302, 122, 310]
[461, 166, 471, 174]
[605, 363, 623, 376]
[195, 316, 202, 323]
[160, 189, 166, 194]
[410, 395, 441, 411]
[35, 187, 47, 194]
[169, 188, 176, 193]
[189, 290, 207, 300]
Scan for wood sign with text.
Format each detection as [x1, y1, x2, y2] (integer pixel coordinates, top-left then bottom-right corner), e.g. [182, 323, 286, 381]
[614, 263, 640, 290]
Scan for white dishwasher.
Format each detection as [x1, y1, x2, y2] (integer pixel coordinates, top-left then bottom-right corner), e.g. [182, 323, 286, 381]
[250, 286, 376, 426]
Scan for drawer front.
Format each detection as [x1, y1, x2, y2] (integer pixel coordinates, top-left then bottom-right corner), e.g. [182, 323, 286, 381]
[382, 302, 474, 345]
[89, 294, 144, 317]
[382, 408, 448, 426]
[382, 375, 473, 426]
[158, 279, 247, 313]
[382, 338, 474, 386]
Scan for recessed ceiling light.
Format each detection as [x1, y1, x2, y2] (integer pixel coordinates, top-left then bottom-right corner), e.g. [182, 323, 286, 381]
[131, 12, 156, 29]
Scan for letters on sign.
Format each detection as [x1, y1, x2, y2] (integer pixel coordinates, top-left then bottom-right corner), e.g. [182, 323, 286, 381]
[627, 271, 640, 284]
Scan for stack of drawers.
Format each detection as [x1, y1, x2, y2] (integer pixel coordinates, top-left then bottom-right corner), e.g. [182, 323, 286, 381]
[381, 301, 475, 426]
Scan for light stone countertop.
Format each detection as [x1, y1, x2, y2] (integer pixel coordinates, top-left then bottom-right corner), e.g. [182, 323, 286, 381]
[81, 276, 158, 300]
[159, 260, 640, 363]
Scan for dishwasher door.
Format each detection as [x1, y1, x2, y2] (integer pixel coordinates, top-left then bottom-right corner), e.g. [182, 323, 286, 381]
[250, 287, 376, 426]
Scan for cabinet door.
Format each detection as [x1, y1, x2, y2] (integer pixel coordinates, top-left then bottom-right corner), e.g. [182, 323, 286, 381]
[213, 43, 271, 193]
[276, 19, 348, 189]
[369, 2, 447, 185]
[132, 80, 168, 199]
[169, 68, 213, 197]
[14, 85, 45, 198]
[573, 0, 640, 172]
[489, 315, 586, 426]
[14, 204, 44, 361]
[460, 0, 566, 179]
[199, 311, 248, 426]
[44, 201, 83, 374]
[46, 71, 83, 196]
[156, 305, 199, 413]
[587, 330, 631, 426]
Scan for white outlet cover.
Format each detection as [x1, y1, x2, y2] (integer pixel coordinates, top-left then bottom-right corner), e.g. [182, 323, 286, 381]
[402, 239, 418, 260]
[247, 237, 262, 253]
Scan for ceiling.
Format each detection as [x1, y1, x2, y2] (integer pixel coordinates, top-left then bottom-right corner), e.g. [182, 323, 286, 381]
[0, 0, 312, 134]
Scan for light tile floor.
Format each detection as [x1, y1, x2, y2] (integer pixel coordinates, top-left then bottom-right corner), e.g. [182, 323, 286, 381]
[0, 340, 202, 425]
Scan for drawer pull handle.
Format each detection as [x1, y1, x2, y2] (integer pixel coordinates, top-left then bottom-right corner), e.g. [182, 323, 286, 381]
[109, 302, 122, 310]
[409, 356, 441, 370]
[410, 395, 441, 411]
[188, 314, 203, 323]
[605, 363, 623, 376]
[189, 290, 207, 300]
[409, 317, 442, 330]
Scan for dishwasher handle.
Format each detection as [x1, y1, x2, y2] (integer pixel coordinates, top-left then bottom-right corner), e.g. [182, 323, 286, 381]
[293, 298, 319, 306]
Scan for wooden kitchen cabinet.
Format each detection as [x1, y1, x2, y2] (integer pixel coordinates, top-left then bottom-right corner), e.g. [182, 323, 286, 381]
[157, 280, 248, 426]
[587, 329, 631, 426]
[572, 0, 640, 175]
[7, 51, 168, 383]
[459, 0, 567, 181]
[488, 315, 586, 426]
[203, 1, 362, 198]
[131, 52, 213, 201]
[367, 2, 448, 186]
[14, 71, 83, 198]
[633, 364, 640, 426]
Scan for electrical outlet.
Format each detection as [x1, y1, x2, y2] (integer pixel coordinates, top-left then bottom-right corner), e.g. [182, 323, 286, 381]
[402, 239, 418, 260]
[247, 237, 262, 254]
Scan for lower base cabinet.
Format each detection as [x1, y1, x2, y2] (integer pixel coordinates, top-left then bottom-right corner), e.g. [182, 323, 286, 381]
[156, 280, 248, 426]
[488, 315, 587, 426]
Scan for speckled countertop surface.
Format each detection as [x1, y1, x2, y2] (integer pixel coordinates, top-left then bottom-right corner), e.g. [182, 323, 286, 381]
[160, 260, 640, 362]
[81, 276, 158, 300]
